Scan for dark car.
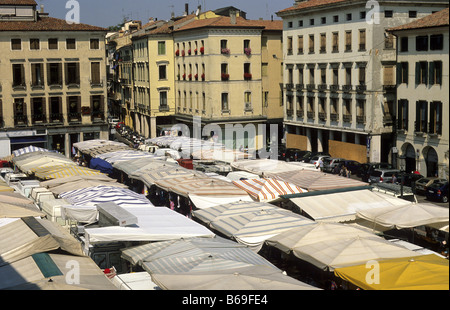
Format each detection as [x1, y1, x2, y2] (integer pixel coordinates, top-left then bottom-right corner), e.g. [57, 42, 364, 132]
[341, 160, 362, 175]
[358, 162, 393, 182]
[275, 145, 287, 160]
[415, 177, 447, 195]
[285, 148, 310, 162]
[425, 181, 449, 203]
[396, 172, 424, 188]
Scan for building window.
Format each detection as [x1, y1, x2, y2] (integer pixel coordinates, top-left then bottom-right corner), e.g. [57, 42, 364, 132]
[49, 97, 63, 123]
[221, 93, 229, 111]
[358, 66, 366, 85]
[397, 62, 408, 84]
[65, 63, 80, 85]
[332, 68, 339, 85]
[310, 18, 314, 25]
[429, 61, 442, 85]
[415, 100, 428, 132]
[397, 99, 408, 130]
[345, 31, 352, 51]
[320, 67, 326, 85]
[67, 96, 81, 121]
[91, 95, 104, 120]
[12, 64, 25, 87]
[14, 98, 27, 125]
[360, 11, 366, 19]
[430, 34, 444, 50]
[320, 33, 326, 53]
[343, 99, 352, 121]
[160, 91, 168, 109]
[244, 63, 252, 80]
[331, 98, 338, 119]
[357, 100, 366, 123]
[416, 36, 428, 51]
[333, 15, 339, 22]
[415, 61, 428, 85]
[307, 97, 314, 118]
[309, 34, 314, 53]
[321, 17, 326, 24]
[11, 38, 21, 50]
[319, 97, 326, 120]
[47, 63, 62, 86]
[383, 65, 395, 86]
[31, 63, 44, 87]
[158, 41, 166, 55]
[288, 21, 293, 28]
[220, 40, 229, 54]
[345, 67, 352, 85]
[244, 39, 251, 55]
[244, 92, 252, 111]
[409, 11, 417, 18]
[429, 101, 442, 135]
[287, 36, 293, 55]
[159, 65, 167, 80]
[221, 63, 229, 80]
[346, 13, 352, 21]
[90, 38, 100, 49]
[30, 38, 40, 50]
[298, 20, 303, 27]
[298, 35, 304, 54]
[48, 38, 58, 50]
[297, 95, 304, 115]
[384, 33, 394, 49]
[31, 97, 46, 124]
[385, 10, 393, 18]
[400, 37, 408, 52]
[91, 62, 101, 85]
[309, 67, 315, 85]
[359, 29, 366, 51]
[298, 66, 304, 84]
[332, 32, 339, 52]
[66, 38, 76, 49]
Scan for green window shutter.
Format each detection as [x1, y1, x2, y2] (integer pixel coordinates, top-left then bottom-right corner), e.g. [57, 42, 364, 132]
[415, 62, 420, 84]
[429, 61, 435, 85]
[423, 62, 428, 85]
[396, 63, 401, 85]
[436, 61, 442, 85]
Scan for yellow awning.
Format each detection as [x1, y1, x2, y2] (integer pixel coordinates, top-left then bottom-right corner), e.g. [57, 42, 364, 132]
[334, 254, 449, 290]
[35, 166, 104, 180]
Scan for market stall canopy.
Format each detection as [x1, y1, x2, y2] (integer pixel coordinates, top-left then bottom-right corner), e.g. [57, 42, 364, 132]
[122, 236, 276, 273]
[59, 185, 152, 207]
[189, 194, 254, 210]
[0, 192, 35, 206]
[83, 144, 131, 157]
[266, 222, 377, 254]
[154, 176, 250, 198]
[0, 202, 44, 219]
[0, 253, 117, 290]
[289, 235, 422, 271]
[226, 171, 260, 181]
[40, 174, 117, 189]
[131, 167, 205, 188]
[89, 158, 114, 175]
[233, 178, 307, 202]
[115, 157, 177, 177]
[83, 206, 214, 246]
[150, 265, 320, 290]
[267, 169, 367, 191]
[15, 156, 75, 174]
[356, 203, 449, 230]
[98, 150, 160, 164]
[73, 140, 127, 153]
[0, 217, 84, 266]
[194, 202, 314, 251]
[0, 183, 14, 192]
[34, 165, 105, 180]
[231, 159, 316, 176]
[334, 254, 449, 290]
[12, 146, 52, 158]
[288, 189, 406, 223]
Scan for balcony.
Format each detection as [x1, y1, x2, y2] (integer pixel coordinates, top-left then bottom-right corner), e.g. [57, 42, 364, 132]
[306, 84, 315, 91]
[286, 109, 293, 117]
[296, 110, 303, 118]
[356, 115, 366, 124]
[244, 73, 252, 81]
[356, 84, 367, 92]
[68, 112, 82, 123]
[383, 114, 394, 126]
[343, 114, 352, 123]
[330, 113, 338, 121]
[221, 73, 230, 81]
[14, 115, 28, 126]
[342, 85, 353, 92]
[32, 114, 48, 125]
[330, 84, 340, 92]
[286, 83, 294, 91]
[91, 112, 105, 123]
[296, 84, 304, 91]
[307, 111, 314, 119]
[318, 84, 327, 91]
[318, 112, 326, 121]
[49, 113, 64, 124]
[159, 105, 170, 112]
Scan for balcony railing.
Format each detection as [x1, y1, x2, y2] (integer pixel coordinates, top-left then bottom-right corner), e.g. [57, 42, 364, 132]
[49, 113, 64, 124]
[286, 83, 294, 91]
[296, 84, 304, 91]
[330, 84, 340, 92]
[318, 84, 327, 91]
[343, 114, 352, 122]
[356, 84, 367, 92]
[318, 112, 326, 121]
[307, 111, 314, 119]
[14, 115, 28, 126]
[342, 84, 353, 92]
[32, 114, 48, 124]
[330, 113, 338, 121]
[414, 120, 427, 134]
[296, 110, 303, 117]
[286, 109, 293, 117]
[306, 84, 315, 91]
[356, 115, 366, 124]
[68, 112, 82, 123]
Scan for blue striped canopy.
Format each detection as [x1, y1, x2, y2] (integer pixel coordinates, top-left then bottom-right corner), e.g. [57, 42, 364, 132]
[13, 146, 52, 158]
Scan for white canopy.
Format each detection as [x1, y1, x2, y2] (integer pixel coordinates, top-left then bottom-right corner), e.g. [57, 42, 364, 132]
[231, 159, 316, 176]
[84, 206, 214, 247]
[232, 178, 307, 202]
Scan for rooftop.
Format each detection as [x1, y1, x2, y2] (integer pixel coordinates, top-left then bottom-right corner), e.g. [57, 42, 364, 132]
[175, 15, 282, 32]
[388, 7, 449, 31]
[0, 16, 107, 32]
[0, 0, 37, 5]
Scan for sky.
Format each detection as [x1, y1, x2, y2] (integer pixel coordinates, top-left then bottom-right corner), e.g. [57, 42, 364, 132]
[36, 0, 296, 28]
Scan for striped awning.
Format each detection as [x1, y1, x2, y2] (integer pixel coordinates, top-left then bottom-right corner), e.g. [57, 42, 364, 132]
[99, 150, 159, 164]
[113, 157, 175, 176]
[267, 169, 367, 191]
[232, 178, 307, 202]
[34, 165, 104, 180]
[132, 167, 205, 187]
[121, 237, 276, 274]
[59, 185, 151, 207]
[154, 176, 249, 198]
[12, 146, 51, 158]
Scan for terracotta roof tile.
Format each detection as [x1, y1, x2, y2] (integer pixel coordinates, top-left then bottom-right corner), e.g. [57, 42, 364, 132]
[278, 0, 347, 14]
[0, 16, 107, 32]
[0, 0, 37, 5]
[388, 8, 449, 31]
[175, 16, 280, 32]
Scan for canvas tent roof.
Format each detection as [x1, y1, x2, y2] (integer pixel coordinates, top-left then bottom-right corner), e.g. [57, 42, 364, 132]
[232, 178, 307, 202]
[12, 146, 52, 158]
[334, 254, 449, 290]
[288, 189, 408, 223]
[230, 159, 316, 176]
[83, 206, 214, 246]
[0, 202, 44, 219]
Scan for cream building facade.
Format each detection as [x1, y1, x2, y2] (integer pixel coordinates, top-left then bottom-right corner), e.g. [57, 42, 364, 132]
[0, 1, 108, 156]
[388, 8, 449, 178]
[277, 0, 448, 164]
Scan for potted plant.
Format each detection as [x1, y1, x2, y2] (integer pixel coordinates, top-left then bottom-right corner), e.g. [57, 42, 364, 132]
[200, 47, 204, 54]
[221, 73, 230, 80]
[244, 73, 252, 80]
[244, 47, 252, 56]
[175, 50, 180, 56]
[221, 48, 230, 55]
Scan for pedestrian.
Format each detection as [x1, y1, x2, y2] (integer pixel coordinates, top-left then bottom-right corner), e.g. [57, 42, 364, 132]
[392, 174, 397, 184]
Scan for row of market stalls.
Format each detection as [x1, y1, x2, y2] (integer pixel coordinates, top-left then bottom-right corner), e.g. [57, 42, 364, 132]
[2, 140, 449, 290]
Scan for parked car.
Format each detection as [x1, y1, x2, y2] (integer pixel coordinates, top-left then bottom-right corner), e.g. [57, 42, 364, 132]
[414, 177, 447, 195]
[302, 152, 330, 163]
[276, 145, 287, 160]
[359, 162, 394, 182]
[341, 160, 362, 175]
[323, 158, 346, 173]
[285, 148, 310, 162]
[310, 155, 331, 169]
[396, 172, 424, 188]
[368, 169, 400, 184]
[425, 181, 449, 203]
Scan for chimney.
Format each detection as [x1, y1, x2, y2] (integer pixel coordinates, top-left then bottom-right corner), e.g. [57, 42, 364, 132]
[230, 10, 237, 24]
[184, 3, 189, 16]
[40, 4, 44, 13]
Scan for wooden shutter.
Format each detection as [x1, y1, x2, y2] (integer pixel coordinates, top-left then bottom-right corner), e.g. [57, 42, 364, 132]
[383, 66, 394, 85]
[429, 61, 435, 85]
[91, 62, 100, 84]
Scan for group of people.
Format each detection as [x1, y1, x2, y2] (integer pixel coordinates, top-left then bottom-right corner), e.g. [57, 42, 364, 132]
[317, 158, 352, 178]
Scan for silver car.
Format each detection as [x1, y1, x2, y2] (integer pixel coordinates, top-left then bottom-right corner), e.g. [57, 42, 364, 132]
[368, 169, 400, 184]
[323, 158, 345, 173]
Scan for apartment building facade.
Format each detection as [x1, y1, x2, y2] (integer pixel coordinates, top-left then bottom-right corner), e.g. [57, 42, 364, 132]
[0, 1, 108, 156]
[172, 11, 283, 150]
[388, 8, 449, 178]
[277, 0, 448, 164]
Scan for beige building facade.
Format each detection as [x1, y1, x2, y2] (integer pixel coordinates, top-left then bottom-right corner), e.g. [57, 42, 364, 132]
[389, 8, 449, 178]
[277, 0, 448, 163]
[0, 1, 108, 156]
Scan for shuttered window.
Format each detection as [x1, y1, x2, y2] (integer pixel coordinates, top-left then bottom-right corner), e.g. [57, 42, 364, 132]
[66, 63, 80, 85]
[11, 38, 21, 50]
[158, 41, 166, 55]
[383, 65, 395, 85]
[359, 29, 366, 50]
[66, 38, 76, 49]
[48, 63, 62, 85]
[332, 32, 338, 52]
[12, 64, 25, 87]
[91, 62, 101, 84]
[90, 39, 99, 49]
[297, 36, 303, 54]
[30, 38, 40, 50]
[48, 38, 58, 50]
[31, 63, 44, 86]
[345, 31, 352, 51]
